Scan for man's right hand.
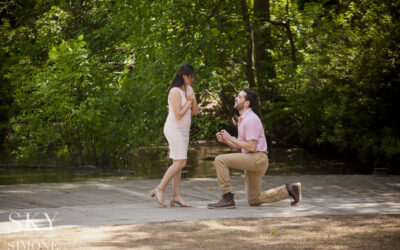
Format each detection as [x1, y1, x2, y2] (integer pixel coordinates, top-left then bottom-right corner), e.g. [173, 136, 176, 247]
[216, 132, 225, 143]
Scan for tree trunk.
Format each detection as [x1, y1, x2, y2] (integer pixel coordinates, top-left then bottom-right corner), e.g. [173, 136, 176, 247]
[240, 0, 256, 90]
[285, 20, 297, 67]
[284, 0, 297, 67]
[253, 0, 277, 103]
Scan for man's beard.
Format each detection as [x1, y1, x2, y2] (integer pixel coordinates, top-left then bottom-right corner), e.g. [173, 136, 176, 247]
[234, 102, 244, 111]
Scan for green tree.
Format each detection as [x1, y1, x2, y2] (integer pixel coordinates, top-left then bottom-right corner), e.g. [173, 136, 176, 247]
[1, 0, 399, 172]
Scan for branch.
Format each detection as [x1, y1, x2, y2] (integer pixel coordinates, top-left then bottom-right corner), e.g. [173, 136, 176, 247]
[265, 19, 287, 26]
[258, 18, 297, 66]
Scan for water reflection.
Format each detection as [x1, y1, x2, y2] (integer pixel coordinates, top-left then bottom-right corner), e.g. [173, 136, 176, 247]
[0, 142, 370, 185]
[186, 142, 369, 178]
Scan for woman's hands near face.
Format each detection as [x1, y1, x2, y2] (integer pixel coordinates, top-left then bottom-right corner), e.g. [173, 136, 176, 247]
[186, 92, 195, 102]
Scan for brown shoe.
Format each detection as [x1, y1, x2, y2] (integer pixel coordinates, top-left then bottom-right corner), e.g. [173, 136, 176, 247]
[286, 183, 302, 206]
[207, 193, 236, 209]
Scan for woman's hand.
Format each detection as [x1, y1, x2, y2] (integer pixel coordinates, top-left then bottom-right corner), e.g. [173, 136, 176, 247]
[186, 85, 199, 115]
[186, 92, 195, 102]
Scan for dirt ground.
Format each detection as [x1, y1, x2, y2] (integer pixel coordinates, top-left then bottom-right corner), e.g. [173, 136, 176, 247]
[2, 214, 400, 250]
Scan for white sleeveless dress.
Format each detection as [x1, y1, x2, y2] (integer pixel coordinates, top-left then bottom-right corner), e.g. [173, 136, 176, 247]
[163, 87, 192, 159]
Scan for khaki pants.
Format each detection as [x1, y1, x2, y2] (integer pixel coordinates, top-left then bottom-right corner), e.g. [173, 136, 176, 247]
[215, 152, 289, 206]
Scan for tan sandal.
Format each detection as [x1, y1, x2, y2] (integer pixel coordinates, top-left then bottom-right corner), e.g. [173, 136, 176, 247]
[170, 195, 191, 207]
[149, 187, 167, 207]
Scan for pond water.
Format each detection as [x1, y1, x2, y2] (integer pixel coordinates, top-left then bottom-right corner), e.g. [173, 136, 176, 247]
[0, 142, 371, 185]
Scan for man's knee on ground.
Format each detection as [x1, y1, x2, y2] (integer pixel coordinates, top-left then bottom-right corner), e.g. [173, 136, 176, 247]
[248, 201, 261, 206]
[214, 155, 226, 166]
[248, 198, 261, 206]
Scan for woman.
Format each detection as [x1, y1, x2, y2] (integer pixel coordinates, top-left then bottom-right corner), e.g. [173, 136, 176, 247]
[149, 64, 199, 207]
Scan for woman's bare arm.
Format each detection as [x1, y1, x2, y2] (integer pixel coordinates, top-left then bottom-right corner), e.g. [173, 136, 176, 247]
[169, 88, 192, 120]
[187, 86, 199, 115]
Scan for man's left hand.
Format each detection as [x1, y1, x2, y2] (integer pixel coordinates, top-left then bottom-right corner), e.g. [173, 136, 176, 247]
[220, 130, 232, 141]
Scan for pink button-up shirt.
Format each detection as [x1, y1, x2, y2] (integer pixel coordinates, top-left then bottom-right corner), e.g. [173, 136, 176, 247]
[237, 108, 268, 154]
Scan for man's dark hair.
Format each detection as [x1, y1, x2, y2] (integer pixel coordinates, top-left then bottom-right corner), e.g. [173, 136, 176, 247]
[242, 88, 258, 108]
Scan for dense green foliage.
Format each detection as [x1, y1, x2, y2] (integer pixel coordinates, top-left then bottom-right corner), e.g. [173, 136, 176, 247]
[1, 0, 399, 171]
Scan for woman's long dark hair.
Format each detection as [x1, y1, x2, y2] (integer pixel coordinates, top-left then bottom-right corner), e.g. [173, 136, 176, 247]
[168, 64, 195, 93]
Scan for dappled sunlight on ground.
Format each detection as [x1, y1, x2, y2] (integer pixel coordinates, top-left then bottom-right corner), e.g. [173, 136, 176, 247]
[1, 214, 399, 249]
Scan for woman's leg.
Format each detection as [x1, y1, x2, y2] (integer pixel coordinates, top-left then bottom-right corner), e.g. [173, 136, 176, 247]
[172, 169, 182, 196]
[171, 164, 191, 206]
[151, 159, 186, 207]
[159, 159, 186, 190]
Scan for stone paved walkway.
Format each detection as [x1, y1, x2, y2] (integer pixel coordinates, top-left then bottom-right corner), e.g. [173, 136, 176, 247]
[0, 175, 399, 233]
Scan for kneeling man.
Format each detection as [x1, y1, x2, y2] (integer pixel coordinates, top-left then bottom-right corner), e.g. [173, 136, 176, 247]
[208, 88, 301, 209]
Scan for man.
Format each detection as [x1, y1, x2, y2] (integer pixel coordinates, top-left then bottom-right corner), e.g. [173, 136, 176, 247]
[208, 88, 301, 209]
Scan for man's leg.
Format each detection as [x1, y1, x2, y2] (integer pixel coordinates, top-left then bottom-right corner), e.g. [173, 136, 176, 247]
[246, 154, 301, 206]
[258, 183, 301, 205]
[215, 153, 265, 194]
[245, 169, 266, 206]
[259, 185, 290, 203]
[208, 152, 266, 209]
[244, 153, 269, 206]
